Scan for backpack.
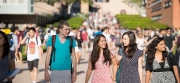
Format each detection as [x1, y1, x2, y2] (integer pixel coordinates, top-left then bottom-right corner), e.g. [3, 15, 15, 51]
[49, 35, 73, 69]
[7, 34, 13, 48]
[27, 36, 38, 45]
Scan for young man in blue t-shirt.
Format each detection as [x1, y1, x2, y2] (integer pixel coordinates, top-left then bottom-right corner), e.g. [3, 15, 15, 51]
[44, 20, 77, 83]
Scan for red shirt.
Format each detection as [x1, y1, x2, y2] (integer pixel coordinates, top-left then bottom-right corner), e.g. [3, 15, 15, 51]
[17, 32, 23, 43]
[81, 31, 88, 41]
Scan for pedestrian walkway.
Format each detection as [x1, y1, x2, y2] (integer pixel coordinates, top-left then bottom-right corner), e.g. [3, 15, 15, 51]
[13, 51, 145, 83]
[13, 52, 90, 83]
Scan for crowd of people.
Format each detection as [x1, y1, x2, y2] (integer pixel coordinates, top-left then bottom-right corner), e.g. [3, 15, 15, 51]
[1, 11, 180, 83]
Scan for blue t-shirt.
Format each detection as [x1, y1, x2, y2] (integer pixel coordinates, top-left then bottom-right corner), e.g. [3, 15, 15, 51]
[94, 31, 102, 37]
[47, 35, 76, 70]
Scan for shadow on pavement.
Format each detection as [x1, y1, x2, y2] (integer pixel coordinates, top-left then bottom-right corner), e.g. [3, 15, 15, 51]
[79, 61, 88, 64]
[37, 79, 46, 83]
[77, 71, 85, 75]
[18, 68, 29, 74]
[18, 68, 45, 74]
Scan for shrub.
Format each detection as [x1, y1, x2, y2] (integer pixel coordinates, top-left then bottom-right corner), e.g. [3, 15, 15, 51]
[116, 14, 167, 30]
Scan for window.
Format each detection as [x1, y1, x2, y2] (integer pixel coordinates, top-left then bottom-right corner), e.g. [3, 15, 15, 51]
[147, 4, 151, 8]
[152, 15, 162, 20]
[31, 6, 34, 13]
[151, 0, 162, 7]
[3, 0, 7, 3]
[164, 1, 171, 8]
[152, 5, 161, 12]
[31, 0, 34, 5]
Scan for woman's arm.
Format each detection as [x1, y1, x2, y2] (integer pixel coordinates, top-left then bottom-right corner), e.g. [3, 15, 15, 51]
[117, 55, 122, 66]
[145, 71, 151, 83]
[85, 60, 93, 83]
[138, 56, 143, 83]
[7, 57, 16, 81]
[111, 55, 118, 81]
[173, 65, 180, 83]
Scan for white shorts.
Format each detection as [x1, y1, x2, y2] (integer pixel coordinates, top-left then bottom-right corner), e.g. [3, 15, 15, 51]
[75, 46, 80, 52]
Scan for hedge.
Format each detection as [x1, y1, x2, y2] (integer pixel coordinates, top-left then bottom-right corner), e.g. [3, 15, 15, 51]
[116, 14, 167, 30]
[46, 16, 84, 29]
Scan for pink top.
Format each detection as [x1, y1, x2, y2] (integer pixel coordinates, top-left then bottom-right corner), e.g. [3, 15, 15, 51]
[89, 52, 114, 83]
[81, 31, 88, 41]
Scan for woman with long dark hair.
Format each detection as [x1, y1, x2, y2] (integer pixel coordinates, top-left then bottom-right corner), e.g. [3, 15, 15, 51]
[117, 31, 143, 83]
[145, 37, 180, 83]
[85, 34, 118, 83]
[0, 31, 16, 83]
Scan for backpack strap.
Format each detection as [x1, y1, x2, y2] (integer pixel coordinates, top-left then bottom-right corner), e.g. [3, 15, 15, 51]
[52, 35, 56, 62]
[69, 36, 73, 54]
[36, 36, 38, 45]
[27, 36, 38, 45]
[8, 52, 11, 71]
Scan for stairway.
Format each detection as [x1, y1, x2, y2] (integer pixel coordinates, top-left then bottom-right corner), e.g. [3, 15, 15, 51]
[94, 0, 142, 15]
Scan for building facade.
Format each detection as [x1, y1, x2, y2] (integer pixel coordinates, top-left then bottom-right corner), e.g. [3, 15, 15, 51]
[0, 0, 34, 14]
[0, 0, 56, 29]
[146, 0, 180, 28]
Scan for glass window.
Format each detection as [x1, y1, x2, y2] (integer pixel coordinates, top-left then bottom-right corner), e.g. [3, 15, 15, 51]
[3, 0, 7, 3]
[31, 6, 34, 13]
[31, 0, 34, 5]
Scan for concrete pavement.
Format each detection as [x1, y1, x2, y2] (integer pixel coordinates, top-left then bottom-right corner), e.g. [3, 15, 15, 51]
[13, 51, 90, 83]
[13, 50, 145, 83]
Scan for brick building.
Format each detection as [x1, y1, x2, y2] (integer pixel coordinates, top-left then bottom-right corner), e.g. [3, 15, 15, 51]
[146, 0, 180, 28]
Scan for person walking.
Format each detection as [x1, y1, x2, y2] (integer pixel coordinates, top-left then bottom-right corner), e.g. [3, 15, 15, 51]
[21, 27, 42, 83]
[116, 31, 143, 83]
[85, 34, 118, 83]
[14, 27, 23, 64]
[0, 31, 16, 83]
[145, 37, 180, 83]
[44, 20, 77, 83]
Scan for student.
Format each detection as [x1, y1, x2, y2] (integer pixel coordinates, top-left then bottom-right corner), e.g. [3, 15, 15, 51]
[117, 31, 143, 83]
[0, 31, 16, 83]
[21, 27, 42, 83]
[145, 37, 180, 83]
[85, 34, 118, 83]
[44, 20, 77, 83]
[14, 27, 23, 64]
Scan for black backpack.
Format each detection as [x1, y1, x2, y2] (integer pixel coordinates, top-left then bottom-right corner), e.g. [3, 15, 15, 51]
[7, 34, 13, 47]
[49, 35, 73, 67]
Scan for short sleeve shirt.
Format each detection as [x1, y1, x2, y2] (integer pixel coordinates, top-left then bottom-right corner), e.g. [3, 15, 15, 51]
[26, 36, 41, 61]
[47, 35, 76, 70]
[0, 54, 14, 83]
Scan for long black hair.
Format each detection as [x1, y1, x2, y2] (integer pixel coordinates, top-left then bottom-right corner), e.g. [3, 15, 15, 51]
[122, 31, 137, 58]
[146, 37, 167, 65]
[0, 31, 10, 58]
[91, 34, 112, 70]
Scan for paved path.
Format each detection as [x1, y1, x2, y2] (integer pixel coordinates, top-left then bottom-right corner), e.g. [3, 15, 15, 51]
[13, 51, 90, 83]
[13, 50, 145, 83]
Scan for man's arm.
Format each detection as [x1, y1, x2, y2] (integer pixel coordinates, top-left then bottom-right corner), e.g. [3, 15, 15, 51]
[44, 46, 52, 82]
[71, 48, 77, 83]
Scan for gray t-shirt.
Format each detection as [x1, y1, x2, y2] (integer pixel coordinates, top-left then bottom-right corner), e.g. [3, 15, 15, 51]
[0, 54, 14, 83]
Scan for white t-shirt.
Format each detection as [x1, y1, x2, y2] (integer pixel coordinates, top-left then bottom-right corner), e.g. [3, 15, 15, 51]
[44, 33, 51, 40]
[103, 33, 111, 43]
[50, 30, 56, 35]
[26, 36, 41, 61]
[136, 38, 144, 50]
